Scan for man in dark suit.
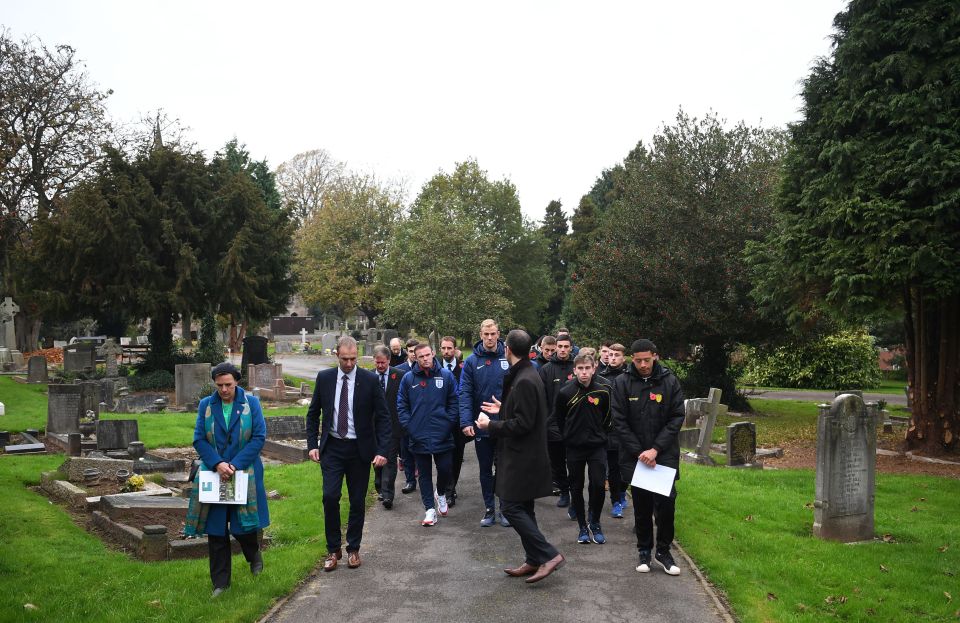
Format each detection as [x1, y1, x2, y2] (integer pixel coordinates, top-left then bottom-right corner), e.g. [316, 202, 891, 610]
[476, 329, 564, 584]
[372, 344, 404, 509]
[307, 336, 391, 572]
[438, 335, 468, 506]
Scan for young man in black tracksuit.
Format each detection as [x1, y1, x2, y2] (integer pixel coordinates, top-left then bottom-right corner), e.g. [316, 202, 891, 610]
[538, 334, 576, 508]
[553, 351, 611, 545]
[598, 342, 629, 518]
[611, 339, 685, 576]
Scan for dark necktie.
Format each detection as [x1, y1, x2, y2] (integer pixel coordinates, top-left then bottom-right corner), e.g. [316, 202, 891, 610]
[380, 372, 386, 391]
[447, 361, 453, 371]
[337, 374, 349, 437]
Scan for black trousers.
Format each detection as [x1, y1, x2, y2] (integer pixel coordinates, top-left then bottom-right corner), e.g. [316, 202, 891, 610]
[208, 531, 259, 589]
[566, 445, 606, 527]
[499, 499, 560, 566]
[607, 447, 624, 503]
[321, 437, 370, 552]
[547, 440, 569, 493]
[630, 483, 677, 552]
[374, 435, 401, 501]
[447, 430, 469, 495]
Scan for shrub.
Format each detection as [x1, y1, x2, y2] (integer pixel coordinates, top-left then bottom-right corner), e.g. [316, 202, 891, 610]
[741, 329, 881, 389]
[128, 369, 175, 391]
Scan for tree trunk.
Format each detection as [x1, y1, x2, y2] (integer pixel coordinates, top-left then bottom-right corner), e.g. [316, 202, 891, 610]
[903, 288, 959, 454]
[14, 310, 41, 352]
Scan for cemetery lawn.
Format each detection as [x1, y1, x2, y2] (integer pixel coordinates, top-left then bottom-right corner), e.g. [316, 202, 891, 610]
[0, 453, 342, 623]
[716, 399, 818, 447]
[740, 379, 904, 395]
[677, 463, 960, 622]
[0, 377, 49, 431]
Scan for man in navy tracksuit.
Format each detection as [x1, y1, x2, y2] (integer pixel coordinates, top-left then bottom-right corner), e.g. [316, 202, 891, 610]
[459, 319, 512, 527]
[398, 342, 459, 526]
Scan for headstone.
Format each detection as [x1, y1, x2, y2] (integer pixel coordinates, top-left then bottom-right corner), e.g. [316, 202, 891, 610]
[381, 329, 399, 346]
[9, 350, 24, 370]
[726, 422, 757, 466]
[175, 363, 211, 407]
[77, 380, 101, 418]
[834, 389, 863, 398]
[240, 335, 269, 380]
[250, 362, 283, 389]
[264, 415, 307, 438]
[692, 388, 723, 464]
[98, 339, 123, 377]
[0, 348, 9, 366]
[64, 343, 96, 373]
[53, 340, 68, 349]
[120, 336, 131, 346]
[47, 384, 83, 434]
[27, 356, 48, 383]
[300, 328, 308, 346]
[277, 341, 292, 354]
[96, 420, 139, 450]
[0, 296, 19, 349]
[321, 333, 337, 353]
[813, 394, 876, 542]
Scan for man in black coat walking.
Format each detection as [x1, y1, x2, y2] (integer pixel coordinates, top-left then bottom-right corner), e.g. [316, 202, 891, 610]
[476, 329, 564, 584]
[372, 345, 404, 509]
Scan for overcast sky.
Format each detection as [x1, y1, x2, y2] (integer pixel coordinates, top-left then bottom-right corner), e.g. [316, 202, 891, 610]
[5, 1, 847, 221]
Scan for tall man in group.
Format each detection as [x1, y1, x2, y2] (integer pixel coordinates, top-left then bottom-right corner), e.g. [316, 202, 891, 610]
[539, 333, 576, 509]
[306, 337, 391, 572]
[476, 329, 564, 584]
[611, 339, 685, 576]
[372, 345, 404, 510]
[438, 336, 468, 507]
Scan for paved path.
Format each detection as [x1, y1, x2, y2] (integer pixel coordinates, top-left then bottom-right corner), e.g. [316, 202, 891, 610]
[745, 388, 906, 407]
[260, 451, 728, 623]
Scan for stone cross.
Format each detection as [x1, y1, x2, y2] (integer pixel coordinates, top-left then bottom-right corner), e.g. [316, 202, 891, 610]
[692, 387, 723, 465]
[0, 297, 19, 349]
[98, 339, 123, 377]
[300, 327, 308, 346]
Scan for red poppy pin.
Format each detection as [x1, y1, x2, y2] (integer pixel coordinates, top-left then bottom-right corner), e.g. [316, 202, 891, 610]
[587, 396, 599, 405]
[649, 392, 662, 402]
[485, 360, 491, 366]
[390, 373, 396, 379]
[420, 381, 426, 388]
[567, 374, 573, 380]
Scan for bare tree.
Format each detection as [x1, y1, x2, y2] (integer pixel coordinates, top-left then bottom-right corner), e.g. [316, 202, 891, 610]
[274, 148, 345, 224]
[0, 29, 112, 351]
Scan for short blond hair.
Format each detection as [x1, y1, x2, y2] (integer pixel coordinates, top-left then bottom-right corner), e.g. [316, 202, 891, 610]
[480, 319, 499, 331]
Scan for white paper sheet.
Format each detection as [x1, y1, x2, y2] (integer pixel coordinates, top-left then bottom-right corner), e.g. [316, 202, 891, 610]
[630, 461, 677, 496]
[198, 470, 249, 504]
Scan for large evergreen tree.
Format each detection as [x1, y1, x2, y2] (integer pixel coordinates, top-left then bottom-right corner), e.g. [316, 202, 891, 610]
[538, 200, 567, 330]
[747, 0, 960, 452]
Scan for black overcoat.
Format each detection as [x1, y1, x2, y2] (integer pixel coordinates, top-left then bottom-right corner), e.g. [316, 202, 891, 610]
[488, 359, 553, 501]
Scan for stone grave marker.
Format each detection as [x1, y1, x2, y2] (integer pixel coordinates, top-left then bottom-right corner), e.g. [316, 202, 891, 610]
[175, 363, 211, 407]
[0, 296, 19, 348]
[77, 380, 102, 418]
[381, 329, 399, 346]
[275, 341, 291, 354]
[27, 356, 48, 383]
[321, 333, 337, 353]
[8, 349, 24, 371]
[241, 335, 269, 380]
[64, 343, 96, 373]
[96, 420, 140, 450]
[250, 362, 282, 389]
[726, 422, 757, 466]
[47, 384, 83, 434]
[264, 415, 306, 438]
[98, 339, 123, 376]
[813, 393, 876, 542]
[690, 387, 723, 465]
[0, 348, 9, 367]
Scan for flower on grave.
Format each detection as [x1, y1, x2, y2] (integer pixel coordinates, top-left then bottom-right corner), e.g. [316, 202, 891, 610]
[124, 474, 145, 492]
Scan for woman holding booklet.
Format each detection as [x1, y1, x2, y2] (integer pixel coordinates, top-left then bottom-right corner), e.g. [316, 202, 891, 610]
[185, 362, 270, 597]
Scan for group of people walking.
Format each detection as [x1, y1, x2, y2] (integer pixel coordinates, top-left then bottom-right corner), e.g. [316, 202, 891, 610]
[187, 320, 686, 594]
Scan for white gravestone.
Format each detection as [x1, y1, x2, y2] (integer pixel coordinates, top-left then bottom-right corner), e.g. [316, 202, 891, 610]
[0, 297, 19, 349]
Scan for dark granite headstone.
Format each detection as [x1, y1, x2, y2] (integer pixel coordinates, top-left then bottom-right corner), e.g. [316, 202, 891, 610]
[27, 356, 48, 384]
[96, 419, 140, 450]
[380, 329, 399, 345]
[47, 384, 83, 434]
[813, 394, 876, 542]
[77, 380, 101, 418]
[240, 335, 269, 380]
[264, 415, 306, 438]
[63, 343, 96, 373]
[726, 422, 757, 466]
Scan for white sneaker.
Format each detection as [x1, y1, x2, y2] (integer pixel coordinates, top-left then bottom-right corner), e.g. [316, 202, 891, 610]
[437, 495, 449, 516]
[422, 508, 438, 526]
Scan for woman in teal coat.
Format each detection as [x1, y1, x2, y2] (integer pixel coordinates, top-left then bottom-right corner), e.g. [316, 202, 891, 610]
[185, 362, 270, 597]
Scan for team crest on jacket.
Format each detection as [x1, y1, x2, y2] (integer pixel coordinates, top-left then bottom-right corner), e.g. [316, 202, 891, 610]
[500, 360, 509, 370]
[435, 378, 444, 388]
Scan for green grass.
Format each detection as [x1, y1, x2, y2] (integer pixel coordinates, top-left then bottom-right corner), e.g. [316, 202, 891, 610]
[740, 379, 905, 395]
[713, 399, 820, 446]
[0, 377, 49, 432]
[677, 464, 960, 622]
[0, 453, 356, 622]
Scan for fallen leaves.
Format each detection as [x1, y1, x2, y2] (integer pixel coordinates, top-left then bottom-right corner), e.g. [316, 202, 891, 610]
[939, 544, 950, 553]
[880, 564, 889, 573]
[23, 604, 38, 611]
[882, 533, 896, 543]
[910, 506, 919, 512]
[824, 595, 848, 604]
[148, 600, 163, 608]
[744, 515, 754, 522]
[947, 592, 953, 603]
[766, 592, 778, 601]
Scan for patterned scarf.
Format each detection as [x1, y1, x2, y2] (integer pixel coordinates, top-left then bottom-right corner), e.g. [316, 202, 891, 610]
[184, 400, 259, 535]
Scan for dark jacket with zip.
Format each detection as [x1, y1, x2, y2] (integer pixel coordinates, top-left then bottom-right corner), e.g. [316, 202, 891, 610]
[538, 355, 576, 441]
[599, 364, 627, 450]
[553, 376, 611, 448]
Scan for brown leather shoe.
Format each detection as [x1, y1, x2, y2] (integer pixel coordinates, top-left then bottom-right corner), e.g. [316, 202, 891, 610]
[323, 550, 342, 572]
[525, 553, 565, 584]
[503, 562, 538, 577]
[347, 551, 361, 569]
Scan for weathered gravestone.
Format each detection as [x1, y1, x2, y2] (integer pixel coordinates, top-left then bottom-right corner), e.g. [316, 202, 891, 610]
[98, 339, 123, 377]
[264, 415, 306, 438]
[685, 388, 723, 465]
[175, 363, 211, 407]
[249, 362, 282, 389]
[320, 333, 337, 353]
[64, 343, 96, 373]
[47, 384, 83, 434]
[381, 329, 399, 346]
[6, 349, 24, 371]
[96, 420, 140, 450]
[0, 348, 10, 368]
[813, 394, 876, 542]
[275, 341, 292, 354]
[27, 356, 48, 383]
[77, 380, 102, 419]
[240, 335, 269, 380]
[726, 422, 757, 466]
[0, 296, 19, 349]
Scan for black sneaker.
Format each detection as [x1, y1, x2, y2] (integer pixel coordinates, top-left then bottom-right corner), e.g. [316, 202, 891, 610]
[636, 550, 651, 573]
[655, 549, 680, 575]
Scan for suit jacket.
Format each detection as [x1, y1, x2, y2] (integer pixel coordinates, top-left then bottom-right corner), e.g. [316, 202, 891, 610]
[374, 366, 404, 440]
[439, 357, 463, 384]
[487, 359, 553, 501]
[306, 366, 392, 462]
